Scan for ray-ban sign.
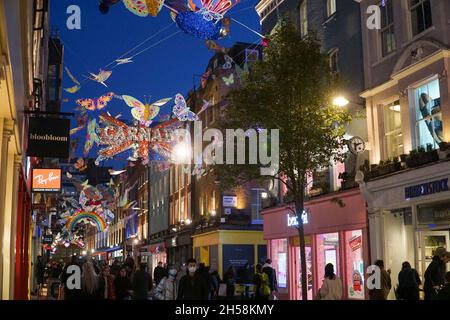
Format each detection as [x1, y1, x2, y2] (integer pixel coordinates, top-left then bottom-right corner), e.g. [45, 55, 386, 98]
[32, 168, 62, 193]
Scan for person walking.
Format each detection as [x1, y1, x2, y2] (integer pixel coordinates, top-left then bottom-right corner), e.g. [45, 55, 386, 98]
[154, 264, 179, 300]
[132, 263, 153, 300]
[60, 255, 81, 300]
[114, 267, 132, 300]
[81, 261, 99, 300]
[317, 263, 343, 300]
[34, 256, 45, 295]
[424, 248, 450, 300]
[437, 272, 450, 300]
[262, 259, 278, 298]
[368, 260, 392, 300]
[223, 266, 236, 300]
[110, 258, 121, 277]
[177, 258, 209, 300]
[98, 265, 116, 300]
[397, 261, 421, 300]
[253, 264, 270, 300]
[153, 261, 168, 286]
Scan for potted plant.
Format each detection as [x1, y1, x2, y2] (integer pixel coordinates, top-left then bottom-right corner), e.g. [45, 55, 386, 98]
[405, 145, 439, 168]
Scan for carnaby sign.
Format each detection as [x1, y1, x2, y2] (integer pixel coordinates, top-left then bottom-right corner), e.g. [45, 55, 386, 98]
[27, 117, 70, 158]
[405, 178, 449, 200]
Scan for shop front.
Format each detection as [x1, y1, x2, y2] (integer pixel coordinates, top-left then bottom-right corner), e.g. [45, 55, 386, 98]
[359, 160, 450, 299]
[262, 189, 369, 300]
[165, 230, 192, 269]
[191, 229, 266, 279]
[140, 242, 167, 274]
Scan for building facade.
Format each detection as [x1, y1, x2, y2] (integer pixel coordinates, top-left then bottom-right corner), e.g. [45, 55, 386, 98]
[358, 0, 450, 299]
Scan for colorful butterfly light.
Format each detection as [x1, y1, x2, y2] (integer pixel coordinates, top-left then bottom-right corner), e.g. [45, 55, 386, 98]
[122, 95, 171, 127]
[173, 94, 199, 121]
[88, 69, 112, 87]
[76, 92, 115, 112]
[222, 73, 234, 86]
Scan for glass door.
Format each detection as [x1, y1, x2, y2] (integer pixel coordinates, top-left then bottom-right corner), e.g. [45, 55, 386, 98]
[418, 231, 450, 280]
[294, 246, 313, 300]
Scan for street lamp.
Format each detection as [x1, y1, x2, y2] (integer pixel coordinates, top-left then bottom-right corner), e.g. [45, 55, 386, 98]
[333, 96, 350, 107]
[211, 210, 217, 216]
[261, 192, 268, 199]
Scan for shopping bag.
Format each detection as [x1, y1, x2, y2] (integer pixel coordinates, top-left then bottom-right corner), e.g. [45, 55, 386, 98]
[218, 283, 227, 297]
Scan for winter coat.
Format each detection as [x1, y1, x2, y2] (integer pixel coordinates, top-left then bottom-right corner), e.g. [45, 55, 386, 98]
[424, 256, 446, 300]
[154, 276, 178, 300]
[132, 270, 153, 300]
[177, 273, 209, 300]
[262, 264, 278, 292]
[319, 277, 343, 300]
[154, 266, 168, 286]
[114, 275, 132, 300]
[369, 269, 391, 300]
[98, 275, 116, 300]
[253, 272, 270, 300]
[437, 284, 450, 300]
[398, 267, 421, 300]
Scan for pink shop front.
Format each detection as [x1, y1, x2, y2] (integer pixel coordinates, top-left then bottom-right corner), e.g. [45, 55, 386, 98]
[262, 189, 370, 300]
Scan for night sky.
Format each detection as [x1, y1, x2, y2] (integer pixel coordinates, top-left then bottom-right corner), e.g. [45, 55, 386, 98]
[50, 0, 262, 165]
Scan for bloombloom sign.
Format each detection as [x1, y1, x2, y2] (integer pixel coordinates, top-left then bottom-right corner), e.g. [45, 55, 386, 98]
[32, 168, 62, 192]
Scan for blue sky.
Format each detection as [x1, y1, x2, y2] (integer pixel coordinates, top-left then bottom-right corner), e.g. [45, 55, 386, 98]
[50, 0, 262, 164]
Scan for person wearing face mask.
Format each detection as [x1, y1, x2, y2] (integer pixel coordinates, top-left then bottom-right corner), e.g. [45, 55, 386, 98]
[154, 264, 179, 300]
[177, 258, 209, 300]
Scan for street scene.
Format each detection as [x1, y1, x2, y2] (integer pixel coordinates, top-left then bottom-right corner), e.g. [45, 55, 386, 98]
[0, 0, 450, 304]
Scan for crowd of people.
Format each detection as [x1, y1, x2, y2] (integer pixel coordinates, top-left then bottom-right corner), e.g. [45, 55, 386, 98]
[34, 254, 279, 300]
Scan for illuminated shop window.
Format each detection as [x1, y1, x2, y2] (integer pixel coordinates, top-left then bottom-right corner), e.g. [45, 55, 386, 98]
[316, 232, 340, 287]
[383, 100, 403, 159]
[345, 230, 365, 299]
[270, 239, 288, 288]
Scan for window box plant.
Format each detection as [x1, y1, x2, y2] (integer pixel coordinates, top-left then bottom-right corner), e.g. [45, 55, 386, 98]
[404, 144, 439, 168]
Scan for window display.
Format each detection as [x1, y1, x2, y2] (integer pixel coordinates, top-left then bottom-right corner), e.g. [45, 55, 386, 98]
[345, 230, 365, 299]
[270, 239, 288, 288]
[316, 232, 340, 287]
[295, 246, 313, 300]
[414, 79, 443, 149]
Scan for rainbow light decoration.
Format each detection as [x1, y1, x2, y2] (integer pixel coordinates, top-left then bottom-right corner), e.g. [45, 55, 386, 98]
[66, 211, 107, 232]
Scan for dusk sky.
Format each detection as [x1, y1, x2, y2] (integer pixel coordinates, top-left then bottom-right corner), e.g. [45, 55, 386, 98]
[50, 0, 262, 163]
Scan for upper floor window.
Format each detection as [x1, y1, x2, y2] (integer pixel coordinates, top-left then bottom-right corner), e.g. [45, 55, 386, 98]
[327, 0, 336, 17]
[383, 100, 403, 159]
[329, 48, 339, 75]
[380, 0, 396, 56]
[299, 1, 308, 37]
[413, 78, 443, 149]
[410, 0, 432, 36]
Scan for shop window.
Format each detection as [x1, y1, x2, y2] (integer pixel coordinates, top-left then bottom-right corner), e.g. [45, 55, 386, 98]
[345, 230, 365, 299]
[383, 100, 403, 159]
[410, 0, 432, 36]
[413, 78, 443, 149]
[380, 0, 396, 56]
[299, 1, 308, 38]
[270, 239, 288, 288]
[316, 233, 340, 288]
[327, 0, 336, 17]
[294, 246, 313, 300]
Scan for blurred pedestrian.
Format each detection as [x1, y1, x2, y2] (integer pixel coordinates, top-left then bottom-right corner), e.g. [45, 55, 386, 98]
[177, 258, 209, 300]
[132, 263, 153, 300]
[115, 267, 132, 300]
[153, 261, 168, 286]
[81, 261, 99, 300]
[61, 255, 81, 300]
[424, 248, 450, 300]
[154, 264, 178, 300]
[110, 258, 121, 277]
[98, 265, 116, 300]
[437, 272, 450, 300]
[223, 266, 236, 299]
[253, 264, 270, 300]
[368, 260, 391, 300]
[318, 263, 343, 300]
[397, 261, 421, 300]
[34, 256, 45, 293]
[262, 259, 278, 296]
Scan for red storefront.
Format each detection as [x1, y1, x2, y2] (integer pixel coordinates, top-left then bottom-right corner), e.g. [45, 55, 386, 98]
[262, 188, 370, 300]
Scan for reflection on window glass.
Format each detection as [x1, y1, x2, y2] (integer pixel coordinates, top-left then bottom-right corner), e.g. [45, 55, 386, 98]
[270, 239, 288, 288]
[316, 232, 340, 287]
[413, 79, 443, 149]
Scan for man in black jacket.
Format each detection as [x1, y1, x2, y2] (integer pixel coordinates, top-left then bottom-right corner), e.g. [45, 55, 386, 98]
[424, 249, 450, 300]
[437, 272, 450, 300]
[262, 259, 278, 294]
[132, 263, 153, 300]
[153, 261, 168, 286]
[177, 258, 209, 300]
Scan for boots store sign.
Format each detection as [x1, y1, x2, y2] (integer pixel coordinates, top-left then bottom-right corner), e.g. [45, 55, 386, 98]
[27, 118, 70, 158]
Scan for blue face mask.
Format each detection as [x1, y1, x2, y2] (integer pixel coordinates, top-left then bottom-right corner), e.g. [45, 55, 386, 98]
[169, 269, 177, 276]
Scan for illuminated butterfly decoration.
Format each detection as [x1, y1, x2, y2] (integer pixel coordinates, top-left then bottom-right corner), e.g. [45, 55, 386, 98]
[222, 73, 234, 86]
[88, 69, 112, 87]
[205, 40, 228, 53]
[173, 94, 199, 121]
[64, 67, 81, 93]
[201, 69, 212, 88]
[75, 92, 115, 113]
[122, 95, 171, 127]
[188, 0, 239, 22]
[84, 119, 100, 155]
[198, 99, 211, 115]
[70, 113, 88, 135]
[222, 55, 233, 69]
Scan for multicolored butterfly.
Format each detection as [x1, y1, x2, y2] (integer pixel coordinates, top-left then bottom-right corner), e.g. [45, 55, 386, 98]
[88, 69, 112, 87]
[122, 95, 171, 127]
[173, 94, 199, 121]
[84, 119, 100, 155]
[70, 113, 88, 135]
[222, 73, 234, 86]
[64, 67, 81, 94]
[75, 92, 115, 112]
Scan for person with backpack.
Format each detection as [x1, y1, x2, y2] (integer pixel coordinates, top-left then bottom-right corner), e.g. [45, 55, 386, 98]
[262, 259, 278, 295]
[397, 261, 421, 300]
[253, 264, 270, 300]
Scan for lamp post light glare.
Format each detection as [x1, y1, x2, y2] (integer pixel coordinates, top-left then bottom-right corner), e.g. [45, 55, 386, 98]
[91, 249, 95, 253]
[333, 96, 350, 107]
[82, 250, 87, 256]
[172, 142, 191, 164]
[261, 192, 268, 199]
[211, 210, 217, 216]
[185, 219, 192, 225]
[133, 238, 139, 245]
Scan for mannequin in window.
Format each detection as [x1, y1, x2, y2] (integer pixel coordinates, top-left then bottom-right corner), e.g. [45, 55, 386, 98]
[418, 92, 443, 144]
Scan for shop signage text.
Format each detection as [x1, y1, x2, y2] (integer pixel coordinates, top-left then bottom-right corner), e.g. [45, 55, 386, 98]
[223, 195, 237, 208]
[287, 210, 309, 227]
[405, 178, 449, 200]
[42, 235, 53, 244]
[27, 118, 70, 158]
[32, 169, 62, 192]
